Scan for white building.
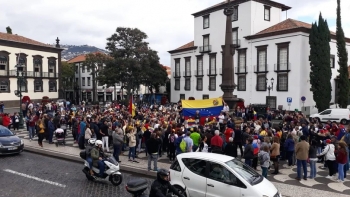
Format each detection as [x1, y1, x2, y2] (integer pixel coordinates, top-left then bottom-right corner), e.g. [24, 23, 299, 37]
[67, 53, 123, 103]
[0, 32, 63, 107]
[168, 0, 350, 113]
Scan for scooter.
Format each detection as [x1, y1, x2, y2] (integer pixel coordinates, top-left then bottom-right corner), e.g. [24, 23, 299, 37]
[80, 151, 123, 186]
[125, 178, 181, 197]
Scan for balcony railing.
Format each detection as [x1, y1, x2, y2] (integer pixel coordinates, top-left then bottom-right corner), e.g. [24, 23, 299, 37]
[194, 70, 204, 77]
[199, 45, 212, 53]
[235, 66, 248, 74]
[1, 70, 58, 78]
[232, 39, 241, 48]
[207, 69, 217, 76]
[172, 72, 181, 78]
[254, 65, 268, 73]
[274, 63, 291, 72]
[183, 71, 191, 77]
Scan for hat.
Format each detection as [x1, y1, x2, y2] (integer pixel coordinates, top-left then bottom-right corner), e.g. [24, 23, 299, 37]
[326, 139, 331, 144]
[253, 135, 258, 139]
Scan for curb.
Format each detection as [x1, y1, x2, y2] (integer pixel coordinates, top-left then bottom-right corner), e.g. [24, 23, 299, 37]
[24, 146, 157, 179]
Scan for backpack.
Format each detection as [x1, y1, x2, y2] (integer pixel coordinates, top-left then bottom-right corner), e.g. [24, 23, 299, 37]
[259, 153, 266, 165]
[252, 142, 259, 155]
[170, 135, 175, 143]
[180, 139, 187, 152]
[344, 133, 350, 145]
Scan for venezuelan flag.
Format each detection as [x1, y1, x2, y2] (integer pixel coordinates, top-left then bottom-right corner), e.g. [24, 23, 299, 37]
[182, 98, 223, 125]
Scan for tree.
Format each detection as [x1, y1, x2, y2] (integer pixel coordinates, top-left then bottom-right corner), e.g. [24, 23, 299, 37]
[336, 0, 350, 108]
[309, 13, 332, 112]
[61, 61, 75, 90]
[83, 52, 112, 103]
[105, 27, 167, 102]
[6, 26, 12, 34]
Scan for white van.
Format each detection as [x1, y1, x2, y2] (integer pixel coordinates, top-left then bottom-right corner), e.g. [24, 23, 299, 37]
[169, 152, 281, 197]
[310, 108, 350, 124]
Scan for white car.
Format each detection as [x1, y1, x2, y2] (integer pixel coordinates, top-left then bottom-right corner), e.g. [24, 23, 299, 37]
[170, 152, 281, 197]
[310, 108, 350, 124]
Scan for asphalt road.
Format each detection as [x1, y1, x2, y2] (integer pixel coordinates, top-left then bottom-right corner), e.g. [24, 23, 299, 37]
[0, 152, 153, 197]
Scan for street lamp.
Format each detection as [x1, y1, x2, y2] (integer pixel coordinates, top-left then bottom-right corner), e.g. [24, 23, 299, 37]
[15, 63, 25, 129]
[266, 77, 274, 96]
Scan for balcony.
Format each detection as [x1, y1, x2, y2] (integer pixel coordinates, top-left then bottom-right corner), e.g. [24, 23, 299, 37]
[199, 45, 212, 53]
[172, 72, 181, 78]
[232, 39, 241, 48]
[194, 70, 204, 77]
[254, 65, 268, 73]
[207, 69, 217, 76]
[3, 70, 58, 78]
[235, 66, 248, 74]
[183, 71, 191, 77]
[274, 63, 291, 72]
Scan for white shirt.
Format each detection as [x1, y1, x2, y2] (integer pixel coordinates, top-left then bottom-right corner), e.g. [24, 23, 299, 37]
[201, 142, 209, 153]
[223, 105, 229, 112]
[218, 115, 225, 123]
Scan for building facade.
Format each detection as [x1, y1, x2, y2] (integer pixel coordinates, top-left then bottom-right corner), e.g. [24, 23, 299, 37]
[0, 32, 63, 107]
[168, 0, 350, 113]
[67, 53, 123, 103]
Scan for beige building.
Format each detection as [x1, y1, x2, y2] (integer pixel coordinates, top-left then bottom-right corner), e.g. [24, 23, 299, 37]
[0, 32, 63, 107]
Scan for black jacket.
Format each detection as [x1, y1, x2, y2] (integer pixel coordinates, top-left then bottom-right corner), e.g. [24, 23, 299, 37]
[149, 176, 184, 197]
[146, 138, 161, 154]
[224, 142, 238, 157]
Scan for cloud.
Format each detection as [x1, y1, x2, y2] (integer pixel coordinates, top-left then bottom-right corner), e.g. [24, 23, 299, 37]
[0, 0, 348, 65]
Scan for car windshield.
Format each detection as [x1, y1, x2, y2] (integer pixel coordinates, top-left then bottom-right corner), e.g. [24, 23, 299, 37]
[0, 128, 14, 137]
[225, 159, 260, 183]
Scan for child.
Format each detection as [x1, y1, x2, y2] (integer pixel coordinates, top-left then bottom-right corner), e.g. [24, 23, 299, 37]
[259, 146, 270, 178]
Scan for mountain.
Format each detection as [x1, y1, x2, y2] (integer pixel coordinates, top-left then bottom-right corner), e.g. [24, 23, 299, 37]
[58, 44, 108, 61]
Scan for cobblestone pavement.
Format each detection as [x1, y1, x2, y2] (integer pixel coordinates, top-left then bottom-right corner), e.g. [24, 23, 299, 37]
[0, 152, 153, 197]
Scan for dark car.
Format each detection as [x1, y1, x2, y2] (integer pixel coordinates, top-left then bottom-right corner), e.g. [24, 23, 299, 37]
[0, 125, 24, 155]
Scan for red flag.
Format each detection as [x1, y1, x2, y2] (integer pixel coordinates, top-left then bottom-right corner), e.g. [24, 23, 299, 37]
[129, 96, 133, 115]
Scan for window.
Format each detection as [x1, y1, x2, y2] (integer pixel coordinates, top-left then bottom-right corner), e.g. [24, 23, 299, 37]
[82, 77, 85, 86]
[175, 79, 180, 90]
[184, 78, 191, 90]
[175, 59, 180, 77]
[257, 48, 267, 72]
[203, 35, 210, 51]
[49, 80, 57, 92]
[182, 158, 207, 177]
[48, 58, 56, 77]
[209, 77, 216, 91]
[264, 5, 271, 21]
[203, 95, 209, 99]
[180, 94, 185, 100]
[232, 28, 238, 45]
[196, 78, 203, 91]
[237, 75, 246, 91]
[277, 74, 288, 91]
[319, 110, 331, 115]
[16, 53, 27, 71]
[0, 79, 9, 93]
[238, 49, 246, 73]
[209, 55, 216, 75]
[277, 43, 289, 71]
[185, 58, 191, 76]
[170, 158, 182, 172]
[203, 15, 210, 29]
[208, 162, 236, 184]
[87, 66, 91, 72]
[196, 56, 203, 76]
[257, 75, 266, 91]
[87, 77, 91, 86]
[33, 57, 42, 77]
[330, 55, 335, 68]
[34, 79, 43, 92]
[75, 65, 78, 74]
[75, 78, 79, 86]
[0, 54, 8, 76]
[266, 96, 277, 109]
[17, 79, 27, 92]
[82, 65, 85, 73]
[232, 6, 238, 21]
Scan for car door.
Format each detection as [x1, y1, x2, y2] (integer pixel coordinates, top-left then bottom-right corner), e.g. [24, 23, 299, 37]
[181, 158, 207, 197]
[319, 109, 332, 122]
[206, 162, 242, 197]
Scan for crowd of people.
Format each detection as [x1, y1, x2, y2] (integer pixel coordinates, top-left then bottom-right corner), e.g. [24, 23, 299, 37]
[3, 99, 350, 184]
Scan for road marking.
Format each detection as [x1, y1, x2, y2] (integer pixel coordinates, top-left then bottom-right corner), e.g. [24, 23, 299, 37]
[3, 169, 66, 188]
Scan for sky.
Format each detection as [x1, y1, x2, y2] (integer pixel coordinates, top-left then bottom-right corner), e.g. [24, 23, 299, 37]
[0, 0, 349, 65]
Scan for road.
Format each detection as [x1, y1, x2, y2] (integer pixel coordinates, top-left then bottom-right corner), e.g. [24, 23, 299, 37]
[0, 152, 153, 197]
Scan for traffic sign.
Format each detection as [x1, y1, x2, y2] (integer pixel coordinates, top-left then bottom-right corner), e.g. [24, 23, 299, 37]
[287, 97, 292, 103]
[301, 96, 306, 102]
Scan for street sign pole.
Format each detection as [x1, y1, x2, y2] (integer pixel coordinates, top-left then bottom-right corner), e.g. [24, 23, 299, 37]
[288, 103, 291, 110]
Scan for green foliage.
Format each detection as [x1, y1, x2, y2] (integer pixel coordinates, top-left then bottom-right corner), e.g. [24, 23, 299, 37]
[61, 61, 75, 89]
[309, 13, 332, 112]
[6, 26, 12, 34]
[336, 0, 350, 108]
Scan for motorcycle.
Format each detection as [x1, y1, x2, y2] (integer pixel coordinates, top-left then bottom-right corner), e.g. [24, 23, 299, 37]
[125, 178, 181, 197]
[80, 150, 123, 186]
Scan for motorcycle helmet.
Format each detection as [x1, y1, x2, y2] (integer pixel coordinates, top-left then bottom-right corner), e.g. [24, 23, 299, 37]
[95, 140, 103, 147]
[157, 168, 170, 182]
[88, 138, 96, 145]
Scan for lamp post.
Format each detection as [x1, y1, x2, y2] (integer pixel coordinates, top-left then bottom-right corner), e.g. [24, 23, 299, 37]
[15, 63, 25, 129]
[266, 77, 274, 96]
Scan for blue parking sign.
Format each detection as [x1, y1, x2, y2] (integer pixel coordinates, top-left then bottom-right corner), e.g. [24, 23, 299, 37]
[287, 97, 292, 103]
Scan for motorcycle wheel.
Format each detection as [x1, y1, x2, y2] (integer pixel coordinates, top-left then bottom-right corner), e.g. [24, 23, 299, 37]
[86, 174, 94, 181]
[110, 174, 123, 186]
[172, 185, 187, 197]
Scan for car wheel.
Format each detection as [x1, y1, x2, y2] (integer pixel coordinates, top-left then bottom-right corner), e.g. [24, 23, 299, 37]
[172, 185, 187, 197]
[341, 119, 347, 125]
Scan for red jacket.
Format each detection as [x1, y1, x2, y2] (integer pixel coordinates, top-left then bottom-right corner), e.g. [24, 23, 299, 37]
[336, 149, 347, 164]
[2, 116, 10, 126]
[224, 128, 233, 143]
[211, 135, 223, 148]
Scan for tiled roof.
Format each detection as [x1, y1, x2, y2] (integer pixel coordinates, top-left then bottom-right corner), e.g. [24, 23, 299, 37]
[168, 41, 197, 54]
[67, 52, 109, 64]
[255, 19, 311, 35]
[0, 32, 56, 48]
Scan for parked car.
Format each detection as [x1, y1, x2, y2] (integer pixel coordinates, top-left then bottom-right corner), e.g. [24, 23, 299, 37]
[169, 152, 281, 197]
[0, 125, 24, 155]
[310, 108, 350, 124]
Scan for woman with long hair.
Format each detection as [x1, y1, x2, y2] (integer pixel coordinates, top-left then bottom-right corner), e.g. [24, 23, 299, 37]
[336, 141, 348, 182]
[36, 118, 45, 147]
[270, 136, 280, 174]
